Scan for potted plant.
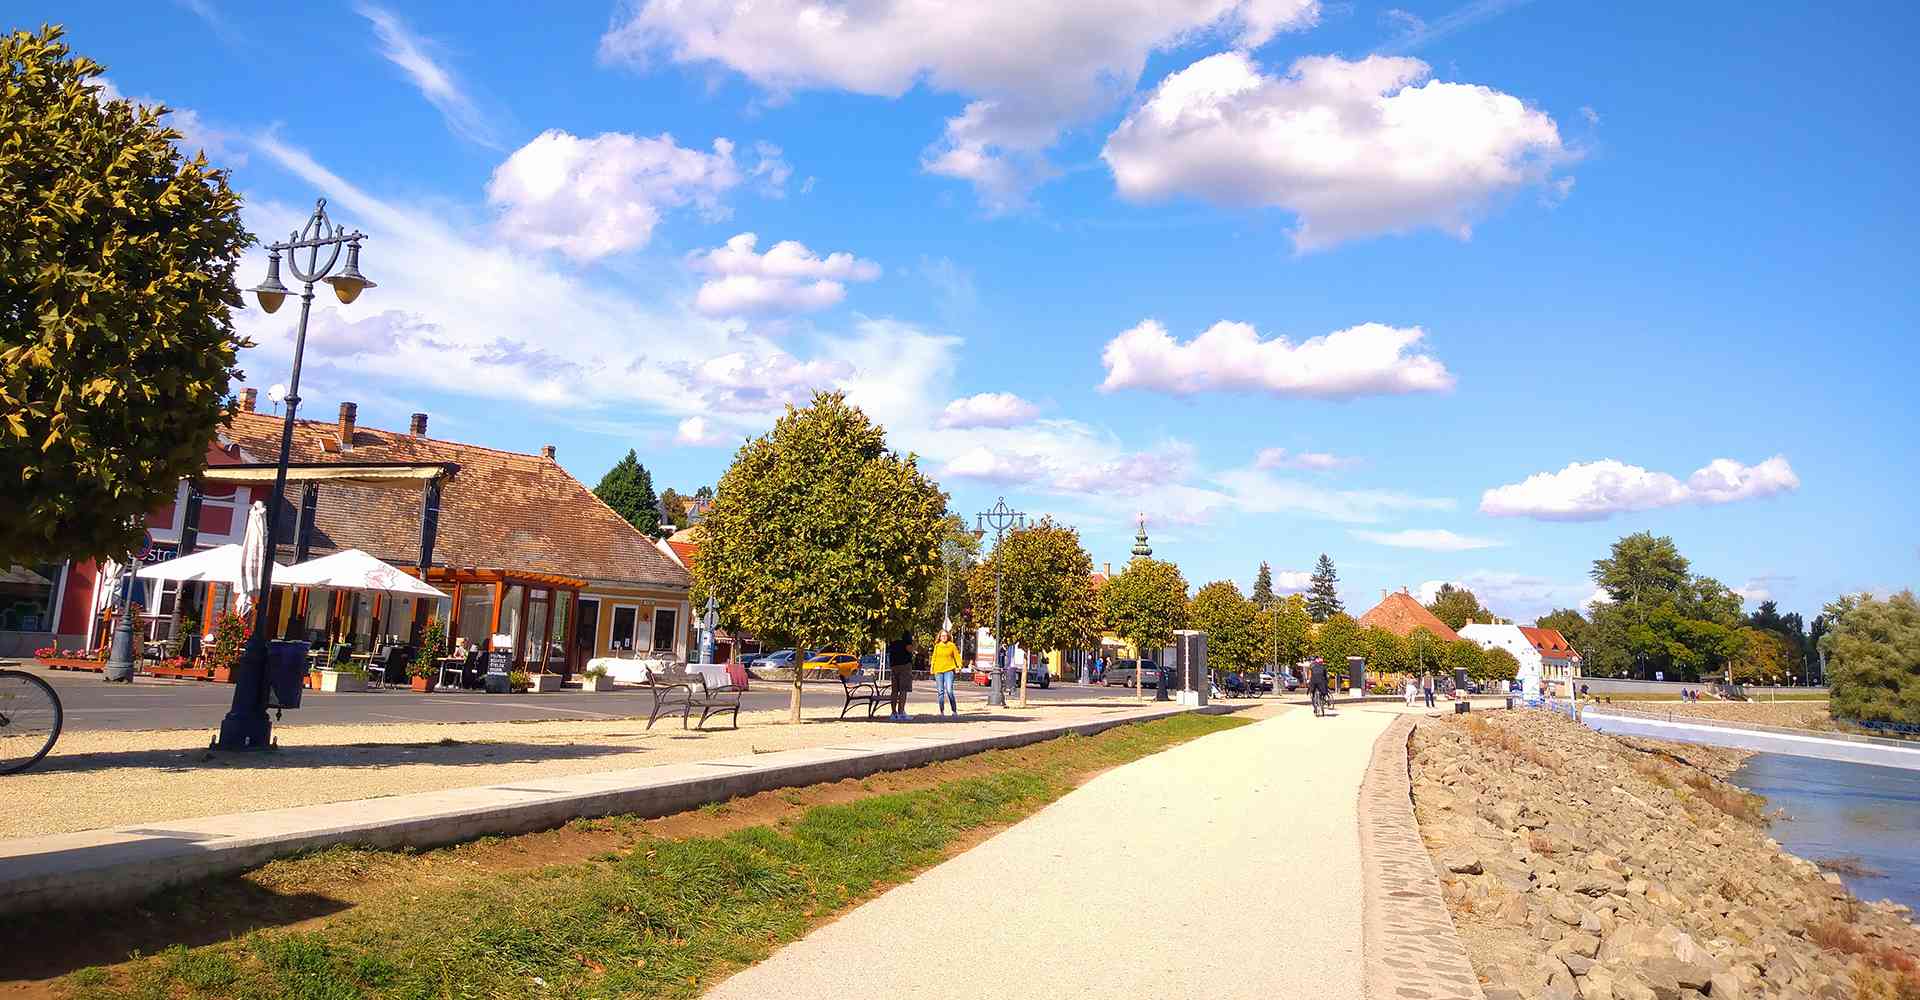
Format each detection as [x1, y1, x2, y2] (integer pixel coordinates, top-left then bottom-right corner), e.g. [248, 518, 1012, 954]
[581, 664, 614, 692]
[410, 617, 448, 692]
[204, 610, 249, 684]
[508, 669, 531, 693]
[319, 661, 367, 693]
[529, 671, 562, 693]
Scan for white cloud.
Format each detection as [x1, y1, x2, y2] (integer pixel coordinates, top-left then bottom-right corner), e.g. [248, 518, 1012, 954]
[1374, 0, 1533, 55]
[938, 392, 1041, 429]
[941, 447, 1045, 485]
[674, 416, 730, 447]
[750, 141, 793, 196]
[1480, 456, 1800, 521]
[1255, 447, 1358, 471]
[602, 0, 1318, 207]
[1214, 466, 1453, 524]
[1352, 528, 1504, 551]
[1268, 569, 1315, 592]
[1416, 571, 1593, 623]
[1580, 105, 1601, 126]
[487, 129, 743, 260]
[357, 5, 500, 149]
[687, 233, 881, 317]
[1102, 52, 1567, 250]
[1100, 319, 1454, 397]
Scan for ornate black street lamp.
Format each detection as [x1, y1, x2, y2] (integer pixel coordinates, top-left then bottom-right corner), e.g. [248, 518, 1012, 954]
[974, 497, 1026, 709]
[216, 199, 374, 751]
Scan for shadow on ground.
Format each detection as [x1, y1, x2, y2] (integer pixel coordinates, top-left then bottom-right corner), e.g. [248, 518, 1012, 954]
[29, 739, 656, 776]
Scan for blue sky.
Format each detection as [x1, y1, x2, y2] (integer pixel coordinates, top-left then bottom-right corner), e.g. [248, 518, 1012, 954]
[37, 0, 1919, 623]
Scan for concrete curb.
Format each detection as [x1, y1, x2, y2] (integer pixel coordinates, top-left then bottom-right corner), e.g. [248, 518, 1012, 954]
[1358, 714, 1487, 1000]
[0, 704, 1234, 916]
[1581, 710, 1920, 770]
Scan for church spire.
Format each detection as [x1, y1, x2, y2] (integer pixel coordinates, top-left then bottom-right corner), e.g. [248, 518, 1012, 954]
[1131, 512, 1153, 558]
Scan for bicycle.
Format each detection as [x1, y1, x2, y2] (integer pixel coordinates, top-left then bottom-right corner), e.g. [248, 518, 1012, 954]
[1311, 685, 1328, 717]
[0, 667, 63, 775]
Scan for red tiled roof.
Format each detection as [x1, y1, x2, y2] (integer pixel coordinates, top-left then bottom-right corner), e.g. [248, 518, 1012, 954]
[666, 540, 699, 569]
[1357, 591, 1462, 642]
[1519, 626, 1577, 658]
[220, 408, 689, 589]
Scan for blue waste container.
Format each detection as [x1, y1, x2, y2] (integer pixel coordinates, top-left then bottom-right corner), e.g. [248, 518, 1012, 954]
[268, 640, 310, 709]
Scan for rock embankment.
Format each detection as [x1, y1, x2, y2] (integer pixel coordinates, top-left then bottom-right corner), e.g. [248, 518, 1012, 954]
[1599, 700, 1835, 733]
[1410, 710, 1919, 1000]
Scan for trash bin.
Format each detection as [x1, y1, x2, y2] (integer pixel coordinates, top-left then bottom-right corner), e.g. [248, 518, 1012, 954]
[1454, 701, 1471, 714]
[267, 640, 310, 709]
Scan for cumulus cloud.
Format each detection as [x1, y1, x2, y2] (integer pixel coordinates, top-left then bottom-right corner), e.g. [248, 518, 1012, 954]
[674, 416, 730, 447]
[1352, 528, 1504, 551]
[358, 4, 500, 149]
[1255, 447, 1358, 471]
[1480, 456, 1800, 521]
[601, 0, 1318, 208]
[687, 232, 880, 317]
[1102, 51, 1567, 250]
[487, 129, 743, 260]
[938, 392, 1041, 429]
[1100, 319, 1453, 397]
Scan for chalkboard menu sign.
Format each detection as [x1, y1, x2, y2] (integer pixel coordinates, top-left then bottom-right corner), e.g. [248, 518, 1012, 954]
[484, 649, 513, 693]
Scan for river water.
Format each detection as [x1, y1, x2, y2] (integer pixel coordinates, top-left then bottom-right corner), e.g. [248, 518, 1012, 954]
[1731, 753, 1920, 911]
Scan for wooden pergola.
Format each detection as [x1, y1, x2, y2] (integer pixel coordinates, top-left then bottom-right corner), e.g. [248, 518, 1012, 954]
[423, 567, 588, 675]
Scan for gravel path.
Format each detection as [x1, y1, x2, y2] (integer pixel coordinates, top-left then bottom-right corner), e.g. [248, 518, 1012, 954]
[2, 701, 1148, 839]
[707, 702, 1398, 1000]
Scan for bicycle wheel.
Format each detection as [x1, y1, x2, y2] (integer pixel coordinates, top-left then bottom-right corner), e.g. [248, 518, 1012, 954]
[0, 669, 62, 775]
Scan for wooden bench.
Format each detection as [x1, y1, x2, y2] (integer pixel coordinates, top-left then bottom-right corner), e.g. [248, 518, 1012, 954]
[839, 668, 891, 720]
[642, 665, 744, 731]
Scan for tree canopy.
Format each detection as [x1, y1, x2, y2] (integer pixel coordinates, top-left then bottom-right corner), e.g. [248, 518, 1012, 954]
[1425, 584, 1491, 630]
[695, 392, 947, 721]
[1729, 626, 1794, 685]
[1260, 593, 1312, 672]
[969, 517, 1099, 667]
[1250, 562, 1276, 609]
[1479, 645, 1521, 681]
[1578, 533, 1747, 681]
[1823, 590, 1920, 726]
[1189, 579, 1261, 673]
[1306, 553, 1343, 622]
[2, 27, 251, 563]
[1315, 612, 1362, 672]
[1445, 639, 1485, 681]
[914, 513, 979, 646]
[1535, 608, 1589, 654]
[592, 450, 660, 536]
[1102, 557, 1188, 663]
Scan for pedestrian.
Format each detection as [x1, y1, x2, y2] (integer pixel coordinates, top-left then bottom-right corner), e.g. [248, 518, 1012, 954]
[1422, 673, 1436, 708]
[1403, 676, 1417, 708]
[930, 629, 961, 718]
[887, 632, 915, 721]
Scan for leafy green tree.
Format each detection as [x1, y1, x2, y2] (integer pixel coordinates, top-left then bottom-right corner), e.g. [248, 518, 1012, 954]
[1315, 612, 1362, 674]
[1306, 553, 1343, 622]
[1250, 562, 1276, 609]
[969, 517, 1099, 698]
[693, 485, 714, 502]
[658, 488, 689, 531]
[592, 450, 660, 536]
[1579, 533, 1750, 681]
[1, 27, 251, 564]
[914, 513, 979, 648]
[1535, 608, 1590, 655]
[1445, 639, 1485, 681]
[1729, 626, 1793, 685]
[1189, 579, 1261, 675]
[1362, 627, 1409, 676]
[1591, 531, 1691, 607]
[1425, 584, 1490, 630]
[696, 392, 947, 721]
[1824, 591, 1920, 726]
[1480, 645, 1521, 682]
[1261, 593, 1313, 674]
[1102, 557, 1188, 696]
[1406, 627, 1445, 675]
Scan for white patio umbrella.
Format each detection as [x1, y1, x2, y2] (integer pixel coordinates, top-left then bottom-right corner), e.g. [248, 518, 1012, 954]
[274, 549, 446, 598]
[135, 542, 289, 585]
[236, 500, 269, 616]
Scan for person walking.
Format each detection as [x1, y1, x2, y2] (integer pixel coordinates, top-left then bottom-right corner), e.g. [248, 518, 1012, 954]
[930, 629, 961, 718]
[1421, 673, 1436, 708]
[1403, 676, 1417, 708]
[887, 632, 915, 721]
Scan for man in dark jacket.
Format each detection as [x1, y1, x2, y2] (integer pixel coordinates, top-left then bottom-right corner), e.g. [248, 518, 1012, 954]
[887, 633, 915, 721]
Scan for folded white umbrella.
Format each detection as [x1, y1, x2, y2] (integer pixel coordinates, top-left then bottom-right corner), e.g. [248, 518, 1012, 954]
[136, 542, 288, 585]
[275, 548, 447, 598]
[236, 500, 269, 616]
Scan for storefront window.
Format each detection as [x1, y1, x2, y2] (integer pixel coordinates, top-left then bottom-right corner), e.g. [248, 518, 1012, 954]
[525, 591, 549, 667]
[457, 585, 492, 649]
[610, 606, 637, 652]
[500, 584, 524, 652]
[0, 564, 59, 632]
[651, 608, 677, 655]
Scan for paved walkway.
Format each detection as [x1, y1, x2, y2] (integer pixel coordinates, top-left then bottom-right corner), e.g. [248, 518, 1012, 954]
[709, 702, 1400, 1000]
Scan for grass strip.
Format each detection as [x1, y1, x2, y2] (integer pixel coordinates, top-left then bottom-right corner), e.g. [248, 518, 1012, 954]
[61, 712, 1249, 1000]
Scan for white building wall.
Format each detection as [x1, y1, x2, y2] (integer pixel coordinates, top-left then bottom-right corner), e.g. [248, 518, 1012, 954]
[1458, 623, 1557, 682]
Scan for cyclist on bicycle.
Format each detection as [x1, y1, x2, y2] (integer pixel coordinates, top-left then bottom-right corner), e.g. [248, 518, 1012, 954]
[1309, 657, 1330, 717]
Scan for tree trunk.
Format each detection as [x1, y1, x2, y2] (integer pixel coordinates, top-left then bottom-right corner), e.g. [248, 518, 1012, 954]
[790, 672, 802, 723]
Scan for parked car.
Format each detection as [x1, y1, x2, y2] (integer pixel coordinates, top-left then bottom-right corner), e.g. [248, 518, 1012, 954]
[1103, 659, 1164, 689]
[750, 649, 799, 674]
[1257, 671, 1277, 692]
[858, 653, 882, 673]
[1025, 660, 1051, 689]
[804, 652, 861, 676]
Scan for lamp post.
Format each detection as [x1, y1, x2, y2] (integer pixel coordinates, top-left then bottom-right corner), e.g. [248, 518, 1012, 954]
[939, 538, 965, 633]
[974, 498, 1025, 709]
[216, 198, 375, 751]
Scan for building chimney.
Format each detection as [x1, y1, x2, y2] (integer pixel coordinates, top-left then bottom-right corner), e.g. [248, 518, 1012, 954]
[409, 412, 428, 437]
[540, 444, 556, 461]
[239, 387, 257, 412]
[337, 402, 357, 449]
[1104, 562, 1112, 578]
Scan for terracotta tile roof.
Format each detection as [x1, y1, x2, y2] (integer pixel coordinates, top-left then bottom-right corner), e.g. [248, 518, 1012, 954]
[219, 409, 690, 589]
[1357, 591, 1462, 642]
[1519, 626, 1578, 659]
[666, 540, 699, 569]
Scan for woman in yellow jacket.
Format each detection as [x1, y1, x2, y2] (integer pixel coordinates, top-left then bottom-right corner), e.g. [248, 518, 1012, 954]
[930, 629, 963, 718]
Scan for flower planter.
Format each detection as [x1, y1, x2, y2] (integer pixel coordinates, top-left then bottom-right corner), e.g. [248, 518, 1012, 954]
[529, 673, 563, 693]
[409, 676, 436, 693]
[318, 669, 366, 693]
[582, 674, 614, 692]
[212, 667, 233, 684]
[35, 656, 104, 673]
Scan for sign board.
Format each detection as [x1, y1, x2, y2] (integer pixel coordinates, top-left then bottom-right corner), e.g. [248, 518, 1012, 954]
[973, 627, 997, 671]
[484, 649, 513, 693]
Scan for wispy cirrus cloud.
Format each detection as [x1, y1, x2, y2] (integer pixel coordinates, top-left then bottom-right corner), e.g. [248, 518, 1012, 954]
[1374, 0, 1535, 55]
[1352, 528, 1505, 551]
[1255, 447, 1359, 472]
[357, 4, 502, 149]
